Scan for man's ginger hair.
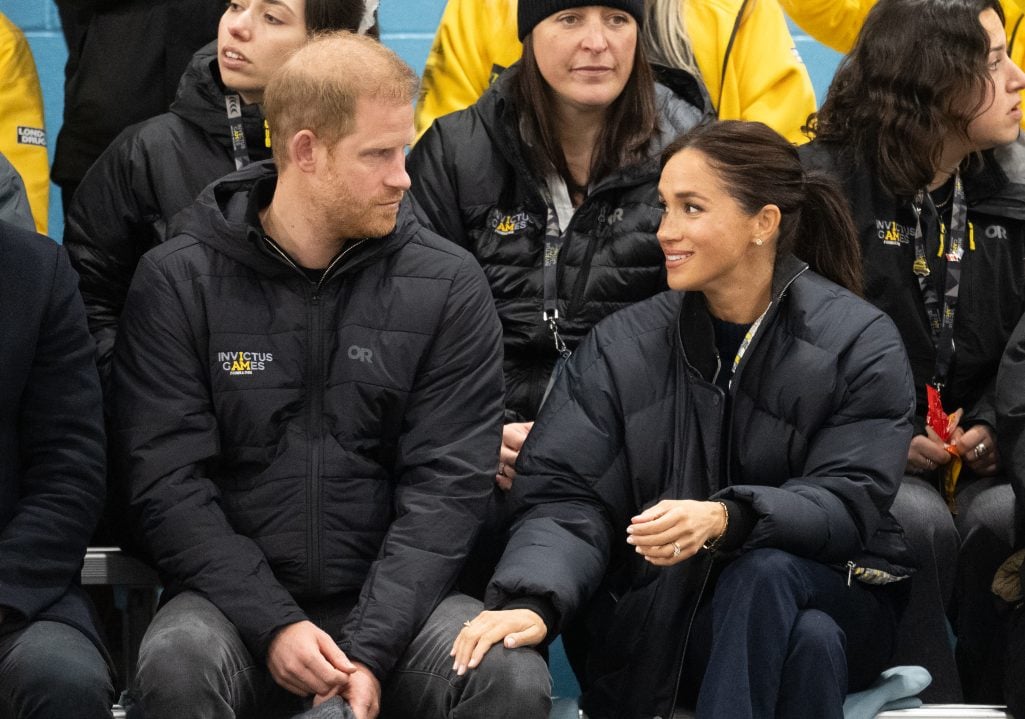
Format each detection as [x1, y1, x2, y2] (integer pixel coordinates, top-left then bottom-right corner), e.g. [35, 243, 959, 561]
[264, 31, 418, 165]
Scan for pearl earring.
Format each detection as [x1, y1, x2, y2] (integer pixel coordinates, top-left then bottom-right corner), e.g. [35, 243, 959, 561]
[754, 237, 764, 246]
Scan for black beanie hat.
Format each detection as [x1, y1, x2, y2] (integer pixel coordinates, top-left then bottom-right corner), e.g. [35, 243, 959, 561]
[517, 0, 644, 40]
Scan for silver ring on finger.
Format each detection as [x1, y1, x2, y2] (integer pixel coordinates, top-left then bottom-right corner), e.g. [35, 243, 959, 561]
[672, 542, 682, 557]
[498, 462, 506, 477]
[973, 442, 988, 460]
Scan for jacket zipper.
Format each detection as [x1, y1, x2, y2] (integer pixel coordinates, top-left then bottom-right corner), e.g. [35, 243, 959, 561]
[262, 237, 368, 594]
[308, 286, 323, 594]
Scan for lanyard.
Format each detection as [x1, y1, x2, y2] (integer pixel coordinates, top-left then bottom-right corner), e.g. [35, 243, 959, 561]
[225, 94, 251, 171]
[728, 303, 770, 390]
[541, 181, 573, 359]
[911, 173, 968, 389]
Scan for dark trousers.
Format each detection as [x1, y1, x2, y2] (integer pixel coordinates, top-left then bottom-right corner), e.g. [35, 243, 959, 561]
[890, 474, 1020, 703]
[888, 476, 961, 701]
[136, 591, 551, 719]
[952, 477, 1020, 702]
[0, 620, 114, 719]
[681, 549, 898, 719]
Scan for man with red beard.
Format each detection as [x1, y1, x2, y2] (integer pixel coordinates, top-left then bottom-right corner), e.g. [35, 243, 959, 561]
[112, 32, 549, 719]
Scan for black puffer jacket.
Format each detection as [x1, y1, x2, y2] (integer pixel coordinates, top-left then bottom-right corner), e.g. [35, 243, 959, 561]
[111, 162, 505, 679]
[66, 41, 270, 389]
[487, 256, 916, 719]
[407, 65, 710, 421]
[800, 140, 1025, 432]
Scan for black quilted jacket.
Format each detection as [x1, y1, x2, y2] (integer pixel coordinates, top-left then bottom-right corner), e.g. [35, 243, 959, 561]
[407, 65, 710, 421]
[112, 162, 505, 679]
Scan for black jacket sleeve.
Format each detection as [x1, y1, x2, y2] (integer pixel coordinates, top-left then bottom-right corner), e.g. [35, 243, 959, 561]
[716, 313, 915, 562]
[339, 254, 505, 680]
[485, 326, 624, 633]
[112, 254, 307, 659]
[0, 243, 105, 620]
[998, 311, 1025, 508]
[65, 130, 164, 395]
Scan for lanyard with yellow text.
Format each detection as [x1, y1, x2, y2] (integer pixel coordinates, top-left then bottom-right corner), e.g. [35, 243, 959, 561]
[225, 94, 251, 171]
[911, 172, 969, 392]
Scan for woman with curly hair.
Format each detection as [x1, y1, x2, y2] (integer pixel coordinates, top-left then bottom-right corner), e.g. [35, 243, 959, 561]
[802, 0, 1025, 701]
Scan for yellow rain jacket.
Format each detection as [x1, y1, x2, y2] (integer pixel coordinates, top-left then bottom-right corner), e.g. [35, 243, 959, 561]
[415, 0, 817, 144]
[0, 13, 48, 235]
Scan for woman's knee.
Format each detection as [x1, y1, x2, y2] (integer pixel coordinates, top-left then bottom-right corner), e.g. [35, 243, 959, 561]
[716, 548, 807, 595]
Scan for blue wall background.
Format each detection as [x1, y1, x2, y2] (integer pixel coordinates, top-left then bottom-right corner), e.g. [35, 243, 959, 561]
[1, 0, 841, 240]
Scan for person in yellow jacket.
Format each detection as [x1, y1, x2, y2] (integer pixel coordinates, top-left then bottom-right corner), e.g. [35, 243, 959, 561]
[780, 0, 1025, 130]
[415, 0, 817, 144]
[0, 13, 48, 235]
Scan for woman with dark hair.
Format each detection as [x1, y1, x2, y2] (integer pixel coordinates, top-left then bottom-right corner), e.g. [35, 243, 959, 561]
[449, 121, 915, 719]
[803, 0, 1025, 701]
[407, 0, 708, 501]
[65, 0, 378, 392]
[413, 0, 816, 144]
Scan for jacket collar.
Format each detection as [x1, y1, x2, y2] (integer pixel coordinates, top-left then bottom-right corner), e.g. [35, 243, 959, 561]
[675, 254, 809, 383]
[170, 41, 272, 164]
[171, 160, 412, 280]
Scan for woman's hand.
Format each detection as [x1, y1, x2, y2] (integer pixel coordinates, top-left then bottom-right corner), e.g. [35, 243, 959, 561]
[952, 424, 1000, 476]
[450, 609, 547, 676]
[907, 428, 954, 474]
[496, 422, 533, 490]
[627, 499, 726, 566]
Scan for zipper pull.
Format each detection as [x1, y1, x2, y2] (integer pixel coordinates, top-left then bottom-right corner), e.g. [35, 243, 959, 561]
[846, 561, 855, 588]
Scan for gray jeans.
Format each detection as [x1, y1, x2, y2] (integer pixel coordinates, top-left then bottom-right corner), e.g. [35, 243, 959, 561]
[0, 620, 113, 719]
[136, 592, 551, 719]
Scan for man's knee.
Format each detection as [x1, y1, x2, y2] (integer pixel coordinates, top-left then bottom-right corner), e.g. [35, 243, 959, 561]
[468, 644, 552, 714]
[0, 622, 113, 719]
[137, 593, 250, 699]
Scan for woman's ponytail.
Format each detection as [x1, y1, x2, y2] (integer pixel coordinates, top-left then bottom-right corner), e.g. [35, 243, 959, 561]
[793, 170, 863, 295]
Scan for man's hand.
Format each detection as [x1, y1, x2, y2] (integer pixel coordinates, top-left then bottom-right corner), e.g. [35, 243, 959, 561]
[496, 422, 533, 490]
[341, 663, 381, 719]
[267, 621, 355, 697]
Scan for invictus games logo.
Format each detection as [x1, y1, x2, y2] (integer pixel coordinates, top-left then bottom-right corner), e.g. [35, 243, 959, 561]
[877, 219, 915, 246]
[219, 351, 274, 376]
[493, 212, 529, 236]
